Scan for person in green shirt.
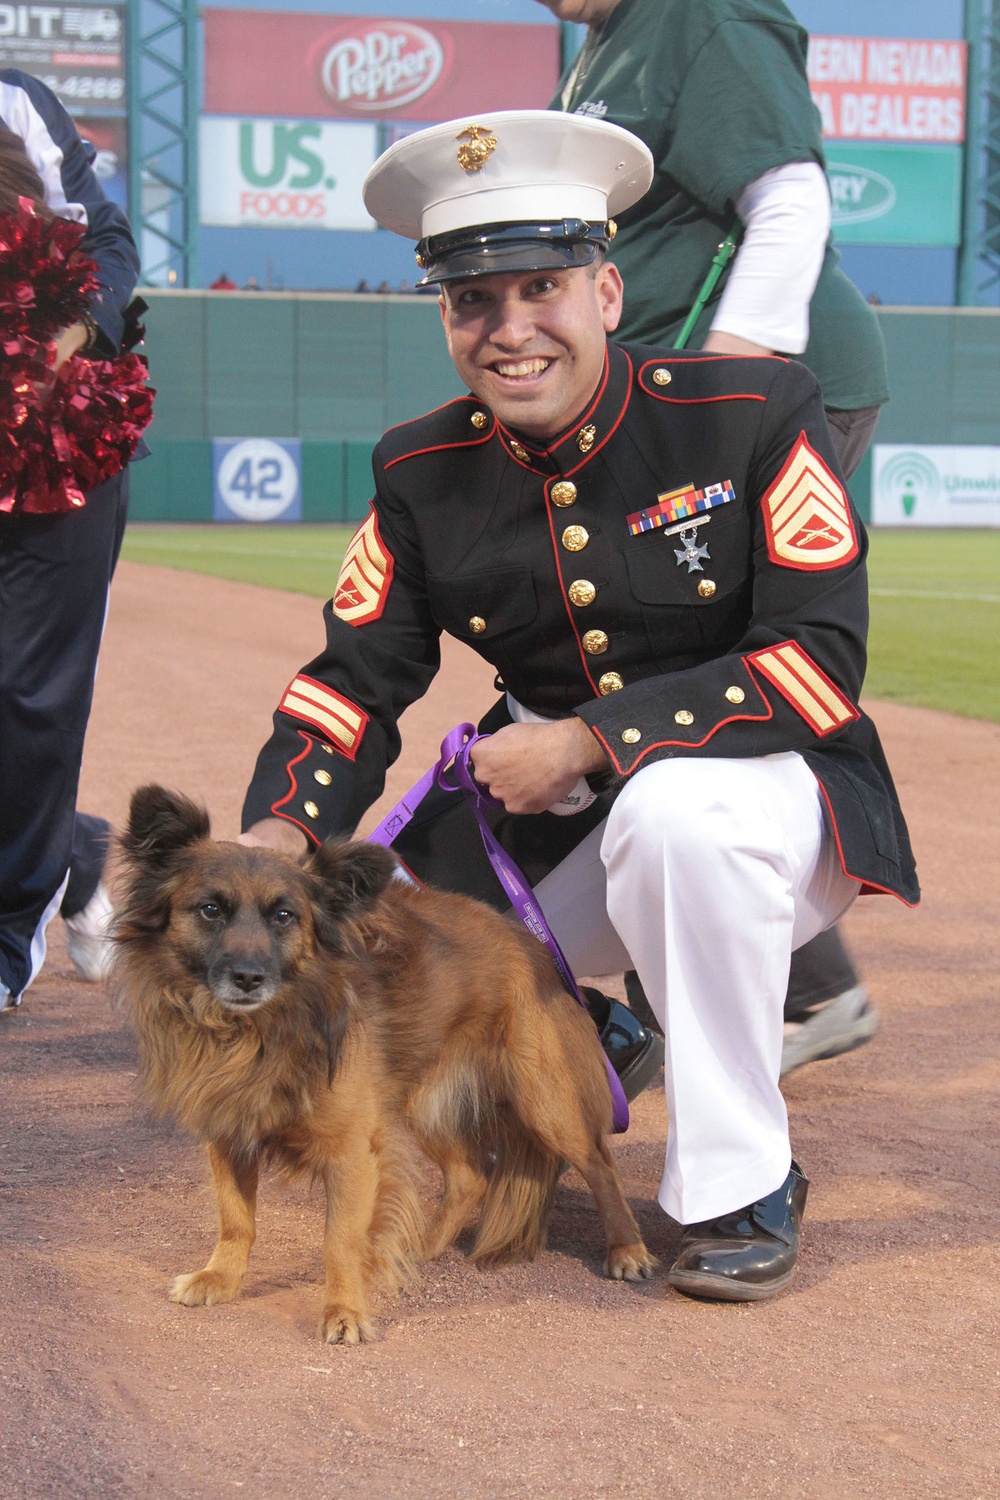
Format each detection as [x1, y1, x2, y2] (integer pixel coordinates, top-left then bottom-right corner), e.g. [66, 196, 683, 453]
[538, 0, 886, 1073]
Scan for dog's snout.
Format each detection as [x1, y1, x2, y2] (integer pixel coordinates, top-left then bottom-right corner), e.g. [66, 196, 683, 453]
[206, 948, 279, 1009]
[229, 961, 267, 997]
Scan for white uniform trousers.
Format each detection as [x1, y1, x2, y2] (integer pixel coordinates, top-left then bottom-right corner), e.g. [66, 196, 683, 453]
[531, 752, 857, 1226]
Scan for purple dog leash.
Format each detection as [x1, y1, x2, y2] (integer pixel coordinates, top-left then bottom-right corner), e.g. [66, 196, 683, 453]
[368, 724, 630, 1133]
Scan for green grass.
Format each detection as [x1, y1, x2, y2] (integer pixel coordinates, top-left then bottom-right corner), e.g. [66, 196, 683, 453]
[864, 530, 1000, 721]
[119, 524, 1000, 723]
[120, 524, 355, 598]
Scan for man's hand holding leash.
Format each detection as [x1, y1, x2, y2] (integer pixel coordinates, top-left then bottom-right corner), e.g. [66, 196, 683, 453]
[469, 719, 608, 816]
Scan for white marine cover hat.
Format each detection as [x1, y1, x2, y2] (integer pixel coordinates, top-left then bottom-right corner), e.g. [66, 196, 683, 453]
[362, 109, 654, 284]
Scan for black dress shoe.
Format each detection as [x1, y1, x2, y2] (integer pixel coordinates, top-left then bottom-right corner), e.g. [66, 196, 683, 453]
[667, 1163, 809, 1302]
[581, 987, 665, 1103]
[623, 969, 664, 1037]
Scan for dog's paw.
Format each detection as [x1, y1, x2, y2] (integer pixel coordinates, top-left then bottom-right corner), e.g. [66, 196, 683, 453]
[605, 1243, 657, 1283]
[168, 1269, 242, 1306]
[319, 1306, 375, 1346]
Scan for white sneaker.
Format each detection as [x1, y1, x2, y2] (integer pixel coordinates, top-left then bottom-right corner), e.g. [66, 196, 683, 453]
[63, 881, 115, 982]
[780, 986, 879, 1078]
[0, 979, 18, 1011]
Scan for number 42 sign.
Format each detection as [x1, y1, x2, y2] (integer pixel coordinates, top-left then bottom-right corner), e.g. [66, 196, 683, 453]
[213, 438, 302, 522]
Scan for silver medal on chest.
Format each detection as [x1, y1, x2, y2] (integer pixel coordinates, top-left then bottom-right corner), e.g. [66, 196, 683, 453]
[674, 526, 711, 573]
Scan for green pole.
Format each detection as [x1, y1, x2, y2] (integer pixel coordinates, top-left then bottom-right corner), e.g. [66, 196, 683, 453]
[958, 0, 986, 304]
[183, 0, 199, 289]
[126, 0, 142, 232]
[672, 236, 739, 349]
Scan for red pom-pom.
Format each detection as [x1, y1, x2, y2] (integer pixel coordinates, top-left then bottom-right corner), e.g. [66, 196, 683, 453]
[0, 200, 154, 515]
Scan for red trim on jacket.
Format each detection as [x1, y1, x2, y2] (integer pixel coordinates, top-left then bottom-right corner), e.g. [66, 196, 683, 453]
[637, 355, 786, 405]
[585, 692, 774, 775]
[814, 779, 919, 908]
[496, 347, 634, 477]
[561, 349, 632, 477]
[270, 731, 322, 846]
[382, 399, 496, 469]
[543, 475, 601, 697]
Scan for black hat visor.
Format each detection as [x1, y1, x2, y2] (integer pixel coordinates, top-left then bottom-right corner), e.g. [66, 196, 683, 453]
[416, 219, 610, 286]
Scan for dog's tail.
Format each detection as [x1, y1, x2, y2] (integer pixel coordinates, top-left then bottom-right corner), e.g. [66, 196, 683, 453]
[471, 1117, 561, 1265]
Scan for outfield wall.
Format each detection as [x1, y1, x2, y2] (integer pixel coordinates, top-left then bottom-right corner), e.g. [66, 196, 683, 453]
[131, 292, 1000, 526]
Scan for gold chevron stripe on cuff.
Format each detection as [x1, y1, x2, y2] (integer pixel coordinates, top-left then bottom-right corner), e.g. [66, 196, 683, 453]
[749, 643, 858, 737]
[279, 676, 367, 758]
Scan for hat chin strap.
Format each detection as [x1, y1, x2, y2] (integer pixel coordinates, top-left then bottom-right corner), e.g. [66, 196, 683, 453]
[415, 219, 611, 284]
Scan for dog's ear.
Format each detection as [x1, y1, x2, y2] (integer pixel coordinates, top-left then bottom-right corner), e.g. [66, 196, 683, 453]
[305, 840, 398, 944]
[121, 785, 211, 872]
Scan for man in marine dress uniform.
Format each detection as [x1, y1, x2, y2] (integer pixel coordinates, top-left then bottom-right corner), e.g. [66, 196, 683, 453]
[241, 112, 918, 1301]
[537, 0, 892, 1075]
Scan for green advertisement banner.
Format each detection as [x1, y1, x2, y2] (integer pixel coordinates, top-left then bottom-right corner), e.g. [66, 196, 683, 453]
[825, 143, 962, 246]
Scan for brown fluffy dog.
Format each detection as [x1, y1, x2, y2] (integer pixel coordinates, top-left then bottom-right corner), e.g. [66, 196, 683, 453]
[112, 785, 653, 1343]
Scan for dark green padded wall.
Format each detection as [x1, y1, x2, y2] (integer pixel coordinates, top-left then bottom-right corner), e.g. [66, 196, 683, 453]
[130, 290, 463, 521]
[128, 294, 1000, 524]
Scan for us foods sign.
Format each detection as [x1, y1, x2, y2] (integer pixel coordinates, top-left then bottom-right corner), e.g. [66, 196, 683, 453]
[203, 10, 559, 122]
[199, 118, 378, 230]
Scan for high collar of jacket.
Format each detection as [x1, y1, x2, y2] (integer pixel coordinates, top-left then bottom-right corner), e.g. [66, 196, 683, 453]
[493, 342, 632, 478]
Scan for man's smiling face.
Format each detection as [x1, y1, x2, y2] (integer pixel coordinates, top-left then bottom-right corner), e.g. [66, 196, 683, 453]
[439, 261, 624, 442]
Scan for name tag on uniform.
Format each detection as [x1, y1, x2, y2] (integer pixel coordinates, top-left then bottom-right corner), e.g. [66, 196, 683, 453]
[626, 480, 735, 537]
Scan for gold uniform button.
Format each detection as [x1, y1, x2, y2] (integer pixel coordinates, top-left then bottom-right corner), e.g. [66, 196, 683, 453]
[607, 218, 618, 239]
[550, 480, 577, 507]
[582, 629, 609, 655]
[320, 743, 334, 755]
[511, 442, 529, 461]
[577, 424, 597, 453]
[470, 410, 488, 430]
[568, 579, 596, 607]
[674, 710, 695, 726]
[562, 524, 589, 551]
[303, 800, 320, 819]
[652, 368, 672, 386]
[697, 578, 717, 599]
[599, 672, 624, 694]
[725, 686, 746, 705]
[313, 769, 332, 786]
[622, 728, 641, 744]
[469, 616, 487, 634]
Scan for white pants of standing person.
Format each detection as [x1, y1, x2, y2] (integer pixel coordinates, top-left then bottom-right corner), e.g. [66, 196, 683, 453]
[530, 752, 858, 1227]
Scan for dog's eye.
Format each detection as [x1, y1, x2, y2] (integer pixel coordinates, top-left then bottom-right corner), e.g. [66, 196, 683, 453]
[198, 902, 223, 922]
[272, 907, 297, 928]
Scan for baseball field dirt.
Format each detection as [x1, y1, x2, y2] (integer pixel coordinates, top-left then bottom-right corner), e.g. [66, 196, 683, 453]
[2, 561, 998, 1499]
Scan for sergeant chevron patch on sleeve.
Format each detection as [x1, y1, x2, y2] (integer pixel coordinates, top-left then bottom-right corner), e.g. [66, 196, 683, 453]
[748, 642, 859, 737]
[279, 676, 368, 760]
[761, 432, 858, 570]
[333, 510, 394, 624]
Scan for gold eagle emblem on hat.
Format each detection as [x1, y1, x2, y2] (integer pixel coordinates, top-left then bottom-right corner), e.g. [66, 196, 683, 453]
[456, 125, 498, 173]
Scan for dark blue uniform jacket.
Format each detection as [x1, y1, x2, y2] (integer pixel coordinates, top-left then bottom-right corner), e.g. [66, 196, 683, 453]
[244, 342, 918, 909]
